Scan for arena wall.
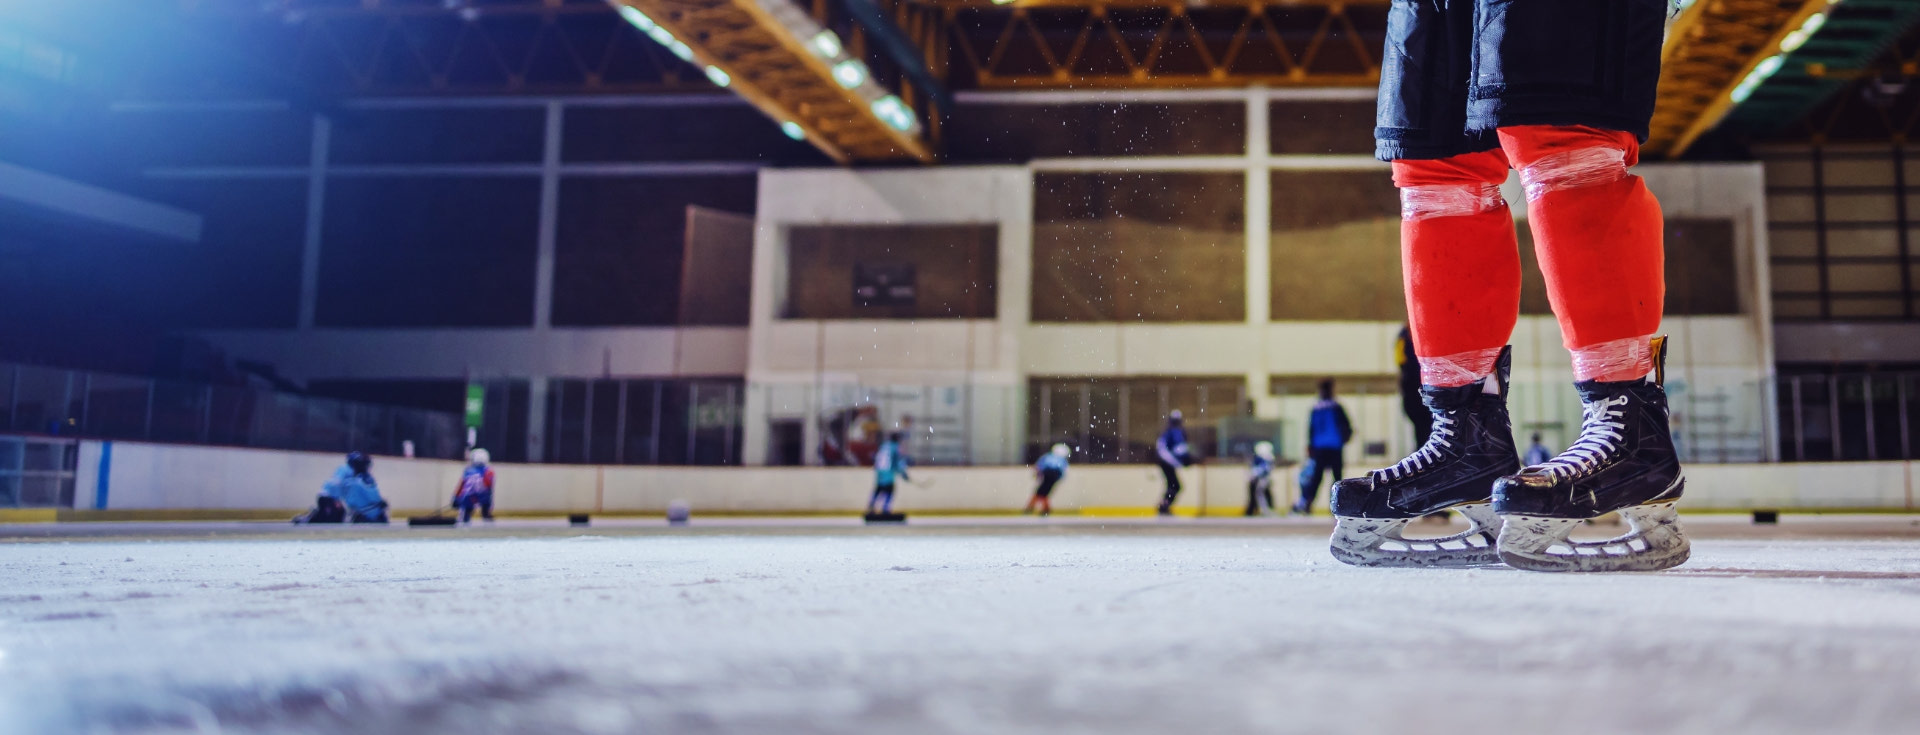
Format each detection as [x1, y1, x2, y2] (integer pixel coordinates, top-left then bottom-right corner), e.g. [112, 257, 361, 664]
[68, 439, 1917, 518]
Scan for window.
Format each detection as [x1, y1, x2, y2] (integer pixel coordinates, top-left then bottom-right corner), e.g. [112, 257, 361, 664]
[1033, 172, 1245, 322]
[784, 225, 998, 319]
[1269, 170, 1403, 320]
[946, 103, 1245, 162]
[319, 178, 541, 327]
[1027, 376, 1245, 463]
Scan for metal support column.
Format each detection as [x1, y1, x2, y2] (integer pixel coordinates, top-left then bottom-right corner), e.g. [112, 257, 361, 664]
[297, 115, 332, 330]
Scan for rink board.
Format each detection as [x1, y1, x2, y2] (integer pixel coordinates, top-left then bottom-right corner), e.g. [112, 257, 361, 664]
[60, 439, 1920, 518]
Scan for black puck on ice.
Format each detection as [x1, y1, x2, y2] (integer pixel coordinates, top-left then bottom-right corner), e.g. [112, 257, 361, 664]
[568, 513, 591, 526]
[1752, 510, 1779, 524]
[407, 515, 457, 527]
[864, 512, 907, 524]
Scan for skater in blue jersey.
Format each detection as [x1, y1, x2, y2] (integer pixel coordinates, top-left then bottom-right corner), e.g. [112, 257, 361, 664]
[1245, 441, 1277, 517]
[1025, 443, 1070, 517]
[323, 452, 388, 524]
[867, 432, 910, 515]
[1153, 411, 1196, 516]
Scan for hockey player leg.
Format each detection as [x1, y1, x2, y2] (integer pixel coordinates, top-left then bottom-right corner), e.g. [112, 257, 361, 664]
[1491, 125, 1687, 571]
[1328, 150, 1521, 566]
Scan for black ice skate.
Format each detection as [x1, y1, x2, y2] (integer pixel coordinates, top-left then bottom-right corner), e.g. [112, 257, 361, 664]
[1328, 347, 1519, 567]
[1493, 337, 1688, 573]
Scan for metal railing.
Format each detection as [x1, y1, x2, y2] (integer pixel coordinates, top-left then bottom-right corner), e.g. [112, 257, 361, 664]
[542, 378, 744, 465]
[0, 363, 466, 460]
[1778, 372, 1920, 462]
[0, 435, 78, 509]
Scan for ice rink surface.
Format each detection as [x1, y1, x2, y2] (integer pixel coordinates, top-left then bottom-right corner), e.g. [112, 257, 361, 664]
[6, 515, 1920, 735]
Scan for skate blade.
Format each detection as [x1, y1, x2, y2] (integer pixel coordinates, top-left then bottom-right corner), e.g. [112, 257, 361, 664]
[1329, 503, 1503, 568]
[1496, 501, 1689, 573]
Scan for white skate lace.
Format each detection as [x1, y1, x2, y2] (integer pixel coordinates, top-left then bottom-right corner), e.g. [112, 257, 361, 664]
[1537, 396, 1630, 478]
[1374, 413, 1455, 482]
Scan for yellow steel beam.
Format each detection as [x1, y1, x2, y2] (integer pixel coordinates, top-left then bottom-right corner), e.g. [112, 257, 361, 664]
[606, 0, 935, 163]
[919, 0, 1383, 7]
[1647, 0, 1834, 158]
[950, 0, 1384, 89]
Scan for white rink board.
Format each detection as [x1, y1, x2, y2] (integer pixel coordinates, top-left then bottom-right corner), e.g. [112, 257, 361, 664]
[75, 439, 1917, 514]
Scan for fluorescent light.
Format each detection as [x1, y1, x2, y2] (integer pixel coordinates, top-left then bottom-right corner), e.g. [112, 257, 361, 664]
[1731, 55, 1784, 103]
[705, 66, 731, 87]
[1781, 12, 1827, 52]
[832, 59, 868, 89]
[871, 95, 915, 132]
[668, 40, 694, 62]
[992, 0, 1017, 5]
[616, 6, 657, 31]
[809, 31, 843, 59]
[781, 121, 806, 140]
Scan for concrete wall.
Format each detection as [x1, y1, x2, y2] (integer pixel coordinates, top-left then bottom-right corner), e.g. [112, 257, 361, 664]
[74, 440, 1916, 515]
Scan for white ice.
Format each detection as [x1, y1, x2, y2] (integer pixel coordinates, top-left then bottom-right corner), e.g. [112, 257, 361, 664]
[5, 521, 1920, 734]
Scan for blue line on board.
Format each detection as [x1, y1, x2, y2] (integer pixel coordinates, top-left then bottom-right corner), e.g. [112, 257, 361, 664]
[94, 442, 112, 510]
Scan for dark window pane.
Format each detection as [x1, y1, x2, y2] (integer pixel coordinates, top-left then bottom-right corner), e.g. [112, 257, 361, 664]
[1028, 376, 1245, 463]
[547, 380, 590, 464]
[1269, 100, 1376, 155]
[1518, 217, 1741, 316]
[82, 375, 148, 439]
[1269, 170, 1403, 320]
[624, 381, 662, 464]
[0, 180, 306, 371]
[331, 108, 545, 164]
[589, 379, 622, 464]
[1034, 172, 1245, 322]
[562, 104, 825, 163]
[688, 381, 742, 466]
[948, 103, 1244, 162]
[318, 178, 540, 327]
[150, 381, 209, 444]
[1663, 219, 1741, 315]
[784, 225, 998, 319]
[553, 175, 756, 326]
[12, 367, 74, 434]
[101, 109, 312, 168]
[680, 208, 755, 326]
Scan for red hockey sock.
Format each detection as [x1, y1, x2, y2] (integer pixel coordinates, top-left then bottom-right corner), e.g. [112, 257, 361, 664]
[1498, 125, 1664, 382]
[1394, 150, 1522, 387]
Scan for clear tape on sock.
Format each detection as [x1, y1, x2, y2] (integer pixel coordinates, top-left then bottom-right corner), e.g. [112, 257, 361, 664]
[1418, 347, 1504, 388]
[1400, 183, 1506, 221]
[1570, 334, 1655, 382]
[1518, 146, 1628, 202]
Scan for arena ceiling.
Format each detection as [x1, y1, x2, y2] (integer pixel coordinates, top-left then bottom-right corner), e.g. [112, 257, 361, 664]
[35, 0, 1920, 162]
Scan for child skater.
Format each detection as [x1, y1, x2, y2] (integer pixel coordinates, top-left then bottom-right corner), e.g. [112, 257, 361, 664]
[867, 431, 910, 515]
[1025, 443, 1070, 517]
[1245, 441, 1277, 517]
[452, 448, 495, 524]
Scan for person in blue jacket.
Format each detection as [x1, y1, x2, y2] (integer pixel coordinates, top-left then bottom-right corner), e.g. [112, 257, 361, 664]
[867, 432, 910, 515]
[1295, 380, 1353, 515]
[1153, 410, 1196, 516]
[1245, 441, 1277, 517]
[452, 448, 496, 524]
[1025, 443, 1071, 517]
[324, 451, 389, 524]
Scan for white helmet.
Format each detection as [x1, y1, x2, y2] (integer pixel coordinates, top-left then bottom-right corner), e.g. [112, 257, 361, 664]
[1254, 441, 1274, 460]
[470, 448, 490, 466]
[1051, 443, 1071, 458]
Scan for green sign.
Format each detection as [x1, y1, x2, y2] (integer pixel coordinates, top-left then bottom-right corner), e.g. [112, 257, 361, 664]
[464, 383, 485, 428]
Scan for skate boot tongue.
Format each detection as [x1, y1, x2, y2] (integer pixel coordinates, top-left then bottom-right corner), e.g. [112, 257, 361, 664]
[1372, 380, 1492, 484]
[1419, 380, 1490, 412]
